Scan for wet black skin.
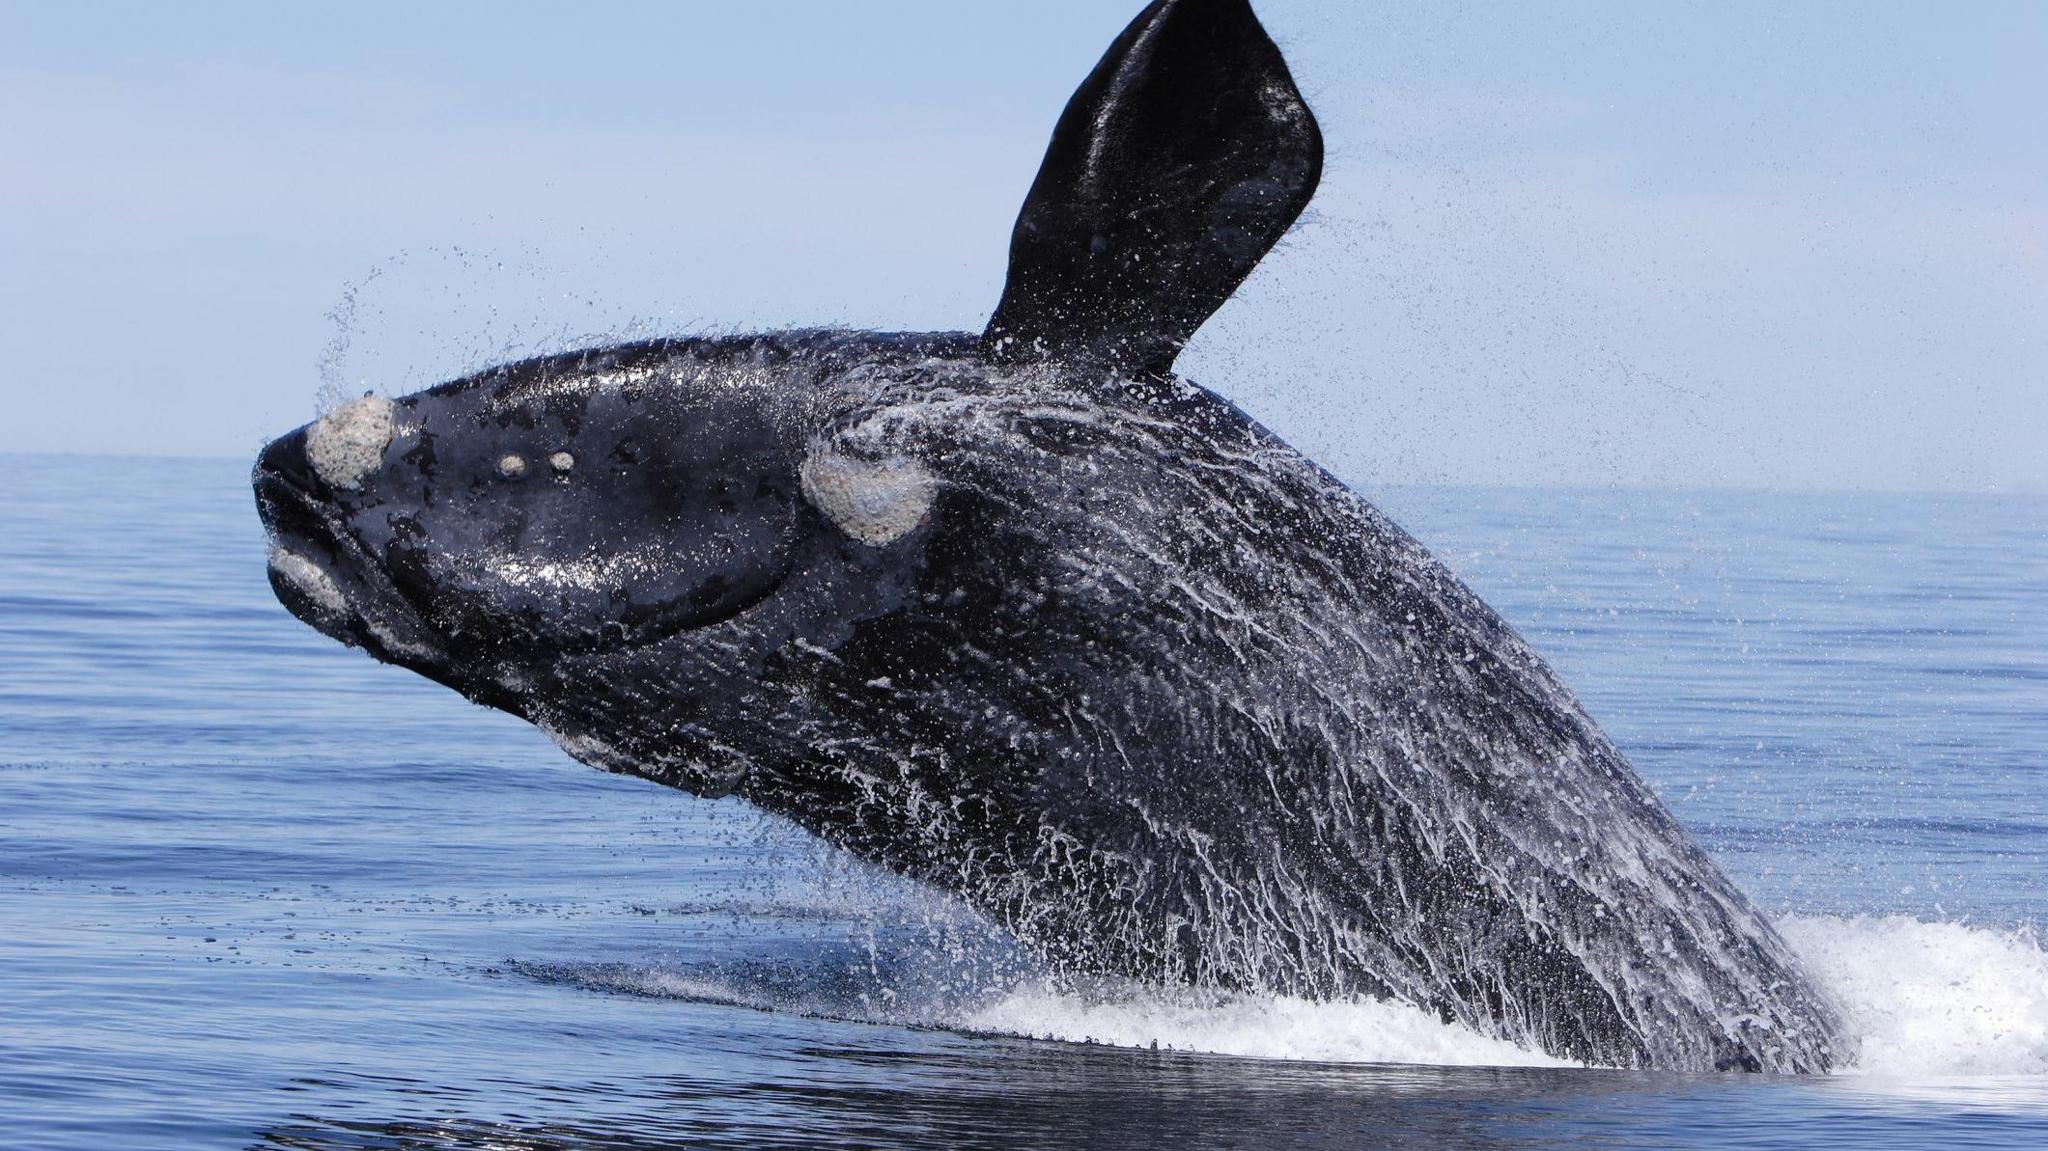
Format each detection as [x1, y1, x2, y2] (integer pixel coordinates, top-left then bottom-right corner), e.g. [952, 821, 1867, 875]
[257, 337, 827, 712]
[255, 0, 1846, 1071]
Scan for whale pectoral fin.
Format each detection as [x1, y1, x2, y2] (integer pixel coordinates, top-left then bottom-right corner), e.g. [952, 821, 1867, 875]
[980, 0, 1323, 376]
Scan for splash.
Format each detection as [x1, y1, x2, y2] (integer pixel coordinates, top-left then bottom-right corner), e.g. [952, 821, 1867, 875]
[1781, 915, 2048, 1078]
[310, 245, 687, 419]
[957, 916, 2048, 1076]
[959, 984, 1576, 1068]
[526, 914, 2048, 1077]
[314, 265, 384, 414]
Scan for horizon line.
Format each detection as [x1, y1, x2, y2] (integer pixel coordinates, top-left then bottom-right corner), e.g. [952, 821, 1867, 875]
[2, 449, 2039, 501]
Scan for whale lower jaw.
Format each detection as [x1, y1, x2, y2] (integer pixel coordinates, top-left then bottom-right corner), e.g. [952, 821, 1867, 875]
[255, 471, 447, 674]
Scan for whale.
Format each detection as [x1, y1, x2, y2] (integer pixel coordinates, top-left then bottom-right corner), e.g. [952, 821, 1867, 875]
[254, 0, 1847, 1072]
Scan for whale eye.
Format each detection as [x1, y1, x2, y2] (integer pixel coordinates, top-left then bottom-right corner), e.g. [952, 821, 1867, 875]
[497, 453, 528, 480]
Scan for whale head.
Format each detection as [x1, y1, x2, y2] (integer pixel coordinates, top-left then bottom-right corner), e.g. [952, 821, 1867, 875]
[255, 0, 1321, 788]
[255, 339, 825, 700]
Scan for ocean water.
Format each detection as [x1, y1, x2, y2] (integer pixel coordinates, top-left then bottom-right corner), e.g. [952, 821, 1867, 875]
[2, 452, 2043, 1149]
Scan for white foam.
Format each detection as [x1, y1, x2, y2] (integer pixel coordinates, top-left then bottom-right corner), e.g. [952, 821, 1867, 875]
[1781, 914, 2048, 1078]
[570, 962, 1571, 1068]
[546, 912, 2048, 1077]
[960, 918, 2048, 1075]
[961, 985, 1578, 1068]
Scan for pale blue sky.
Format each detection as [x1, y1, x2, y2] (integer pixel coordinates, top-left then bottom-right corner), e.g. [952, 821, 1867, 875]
[2, 1, 2042, 490]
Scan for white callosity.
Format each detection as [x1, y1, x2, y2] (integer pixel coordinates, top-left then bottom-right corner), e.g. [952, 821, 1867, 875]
[305, 393, 396, 491]
[799, 446, 937, 546]
[266, 547, 348, 616]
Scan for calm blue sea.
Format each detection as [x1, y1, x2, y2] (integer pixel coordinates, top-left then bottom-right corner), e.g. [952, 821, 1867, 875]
[2, 452, 2043, 1149]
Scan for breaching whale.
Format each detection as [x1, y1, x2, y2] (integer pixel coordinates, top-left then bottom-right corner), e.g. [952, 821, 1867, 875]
[254, 0, 1847, 1071]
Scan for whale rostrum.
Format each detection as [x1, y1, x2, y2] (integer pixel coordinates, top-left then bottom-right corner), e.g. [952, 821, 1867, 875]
[255, 0, 1847, 1072]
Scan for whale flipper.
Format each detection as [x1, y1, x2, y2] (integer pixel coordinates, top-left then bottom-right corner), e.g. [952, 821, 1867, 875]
[981, 0, 1323, 375]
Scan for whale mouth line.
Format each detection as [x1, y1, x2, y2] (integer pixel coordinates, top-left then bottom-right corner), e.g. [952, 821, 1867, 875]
[255, 470, 448, 671]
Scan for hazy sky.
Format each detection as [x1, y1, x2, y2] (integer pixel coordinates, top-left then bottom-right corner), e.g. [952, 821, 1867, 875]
[3, 1, 2042, 490]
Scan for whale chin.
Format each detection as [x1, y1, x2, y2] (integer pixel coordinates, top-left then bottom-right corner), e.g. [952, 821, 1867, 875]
[253, 436, 450, 679]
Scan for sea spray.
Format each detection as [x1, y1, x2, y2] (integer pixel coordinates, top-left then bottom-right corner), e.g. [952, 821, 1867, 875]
[1781, 916, 2048, 1077]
